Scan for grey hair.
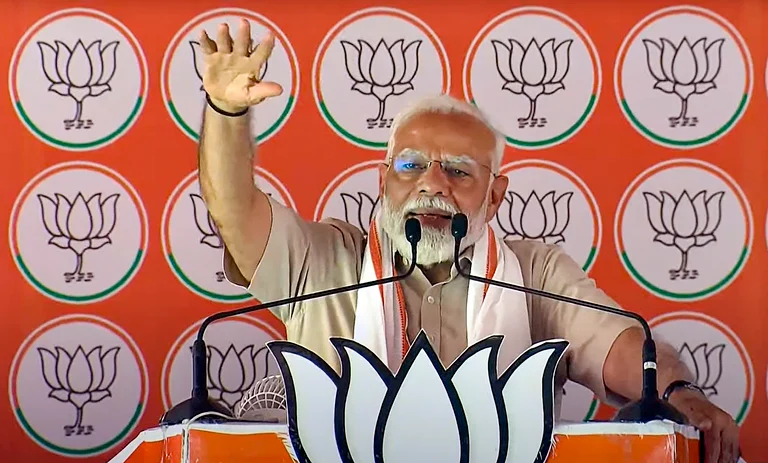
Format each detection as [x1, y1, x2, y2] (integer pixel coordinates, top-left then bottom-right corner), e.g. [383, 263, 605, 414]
[385, 94, 505, 174]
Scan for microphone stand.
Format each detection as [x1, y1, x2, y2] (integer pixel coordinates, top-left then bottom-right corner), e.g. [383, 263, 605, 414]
[160, 219, 423, 426]
[450, 213, 686, 424]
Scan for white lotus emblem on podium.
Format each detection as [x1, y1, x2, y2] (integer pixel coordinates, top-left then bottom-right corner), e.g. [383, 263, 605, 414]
[268, 331, 568, 463]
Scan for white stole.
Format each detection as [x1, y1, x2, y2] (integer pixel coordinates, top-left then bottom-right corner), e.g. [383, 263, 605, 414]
[352, 214, 532, 374]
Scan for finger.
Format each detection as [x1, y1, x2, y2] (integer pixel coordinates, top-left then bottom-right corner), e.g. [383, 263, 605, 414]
[247, 81, 283, 104]
[199, 30, 217, 54]
[233, 18, 251, 56]
[249, 31, 275, 68]
[720, 423, 739, 463]
[683, 406, 713, 431]
[215, 23, 233, 53]
[704, 427, 721, 463]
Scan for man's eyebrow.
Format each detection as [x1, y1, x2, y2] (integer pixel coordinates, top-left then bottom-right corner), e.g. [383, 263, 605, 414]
[442, 153, 478, 164]
[395, 148, 423, 157]
[395, 149, 478, 162]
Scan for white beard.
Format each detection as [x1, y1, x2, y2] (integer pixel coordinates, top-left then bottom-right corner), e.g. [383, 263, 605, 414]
[380, 194, 488, 267]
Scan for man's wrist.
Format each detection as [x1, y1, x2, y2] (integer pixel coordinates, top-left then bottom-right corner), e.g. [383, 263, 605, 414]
[662, 380, 705, 402]
[206, 93, 248, 117]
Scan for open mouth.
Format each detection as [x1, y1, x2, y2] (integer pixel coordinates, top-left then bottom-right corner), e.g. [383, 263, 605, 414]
[407, 210, 453, 221]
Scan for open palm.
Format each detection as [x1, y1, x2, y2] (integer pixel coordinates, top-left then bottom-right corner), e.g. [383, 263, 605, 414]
[198, 19, 283, 112]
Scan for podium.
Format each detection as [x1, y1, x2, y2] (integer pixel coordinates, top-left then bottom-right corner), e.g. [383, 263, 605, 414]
[114, 333, 703, 462]
[108, 420, 700, 462]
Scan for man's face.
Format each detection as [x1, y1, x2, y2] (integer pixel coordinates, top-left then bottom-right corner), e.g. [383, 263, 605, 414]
[378, 111, 508, 266]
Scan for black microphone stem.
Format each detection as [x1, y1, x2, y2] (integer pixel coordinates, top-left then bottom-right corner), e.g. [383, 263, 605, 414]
[450, 214, 685, 424]
[161, 218, 422, 425]
[451, 239, 659, 401]
[196, 257, 418, 343]
[190, 242, 419, 400]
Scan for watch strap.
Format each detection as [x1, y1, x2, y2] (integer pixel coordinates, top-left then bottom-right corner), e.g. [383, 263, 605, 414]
[662, 380, 705, 401]
[205, 93, 248, 117]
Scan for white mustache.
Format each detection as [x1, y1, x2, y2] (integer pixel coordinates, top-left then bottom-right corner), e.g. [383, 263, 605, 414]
[402, 196, 460, 215]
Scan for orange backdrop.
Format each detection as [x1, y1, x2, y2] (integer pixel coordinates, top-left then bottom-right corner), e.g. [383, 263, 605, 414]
[2, 1, 766, 461]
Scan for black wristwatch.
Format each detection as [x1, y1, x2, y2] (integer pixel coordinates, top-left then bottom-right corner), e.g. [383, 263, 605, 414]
[662, 380, 706, 401]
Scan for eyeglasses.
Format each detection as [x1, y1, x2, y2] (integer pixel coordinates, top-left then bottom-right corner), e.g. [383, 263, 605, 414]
[385, 150, 496, 182]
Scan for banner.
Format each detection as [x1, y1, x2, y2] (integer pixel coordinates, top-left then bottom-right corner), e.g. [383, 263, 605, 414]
[3, 1, 766, 461]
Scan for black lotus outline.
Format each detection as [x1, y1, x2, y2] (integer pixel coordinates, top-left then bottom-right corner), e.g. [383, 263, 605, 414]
[679, 342, 726, 397]
[339, 191, 379, 235]
[495, 190, 574, 244]
[37, 39, 120, 126]
[189, 193, 223, 249]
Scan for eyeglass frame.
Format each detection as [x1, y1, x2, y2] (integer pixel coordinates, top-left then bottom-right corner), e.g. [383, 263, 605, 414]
[382, 149, 500, 183]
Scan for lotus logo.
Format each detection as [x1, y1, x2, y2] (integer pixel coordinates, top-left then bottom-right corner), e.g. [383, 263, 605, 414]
[37, 39, 119, 130]
[643, 190, 724, 280]
[340, 192, 378, 235]
[38, 192, 120, 283]
[496, 191, 573, 244]
[340, 38, 421, 129]
[642, 37, 724, 128]
[38, 345, 119, 437]
[491, 38, 572, 129]
[678, 342, 724, 397]
[190, 40, 267, 91]
[205, 344, 275, 412]
[269, 332, 567, 463]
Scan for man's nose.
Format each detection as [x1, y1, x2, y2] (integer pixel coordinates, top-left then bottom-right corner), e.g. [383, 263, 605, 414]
[416, 161, 450, 196]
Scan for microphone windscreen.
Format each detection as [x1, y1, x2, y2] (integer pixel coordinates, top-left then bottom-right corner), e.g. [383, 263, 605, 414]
[451, 213, 468, 239]
[405, 217, 422, 244]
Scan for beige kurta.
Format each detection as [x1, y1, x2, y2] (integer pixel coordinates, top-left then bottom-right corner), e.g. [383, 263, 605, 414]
[223, 198, 639, 416]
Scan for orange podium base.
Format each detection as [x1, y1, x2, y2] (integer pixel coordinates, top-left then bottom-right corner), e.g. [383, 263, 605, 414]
[108, 421, 700, 463]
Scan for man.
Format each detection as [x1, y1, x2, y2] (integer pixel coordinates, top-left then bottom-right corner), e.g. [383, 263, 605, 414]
[195, 19, 740, 463]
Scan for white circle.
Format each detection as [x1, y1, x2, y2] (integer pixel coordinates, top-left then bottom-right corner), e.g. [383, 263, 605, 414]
[9, 8, 148, 151]
[312, 7, 450, 150]
[613, 159, 752, 301]
[160, 8, 299, 144]
[463, 7, 601, 149]
[649, 311, 754, 424]
[613, 6, 753, 149]
[9, 314, 148, 457]
[9, 161, 148, 304]
[492, 159, 602, 272]
[160, 167, 295, 302]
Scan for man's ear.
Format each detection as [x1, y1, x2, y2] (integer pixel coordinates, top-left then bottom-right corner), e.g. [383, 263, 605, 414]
[485, 175, 508, 222]
[378, 162, 387, 196]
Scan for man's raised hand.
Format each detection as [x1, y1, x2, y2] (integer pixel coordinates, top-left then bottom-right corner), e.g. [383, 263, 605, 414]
[198, 18, 283, 113]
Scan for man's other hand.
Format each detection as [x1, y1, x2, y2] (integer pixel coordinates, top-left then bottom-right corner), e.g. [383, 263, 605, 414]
[668, 388, 740, 463]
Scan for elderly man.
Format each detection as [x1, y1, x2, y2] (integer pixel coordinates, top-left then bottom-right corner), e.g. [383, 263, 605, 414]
[196, 19, 740, 463]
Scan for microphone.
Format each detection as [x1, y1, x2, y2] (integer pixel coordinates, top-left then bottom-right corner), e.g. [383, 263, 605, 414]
[160, 218, 423, 425]
[450, 213, 686, 424]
